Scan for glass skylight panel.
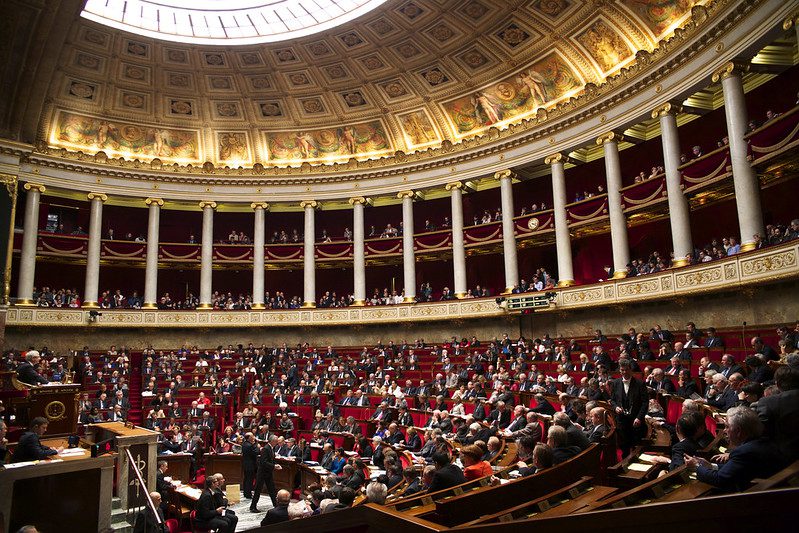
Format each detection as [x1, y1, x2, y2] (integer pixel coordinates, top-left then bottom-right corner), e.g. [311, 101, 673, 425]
[81, 0, 387, 44]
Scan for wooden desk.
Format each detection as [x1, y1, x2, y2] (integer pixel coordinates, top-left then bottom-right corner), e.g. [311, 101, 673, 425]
[0, 453, 114, 533]
[205, 453, 243, 484]
[160, 453, 193, 484]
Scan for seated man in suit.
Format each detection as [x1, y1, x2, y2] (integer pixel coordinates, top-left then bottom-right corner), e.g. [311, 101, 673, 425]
[133, 492, 167, 533]
[547, 425, 582, 464]
[261, 489, 291, 526]
[584, 407, 608, 443]
[11, 417, 61, 462]
[428, 451, 467, 492]
[195, 474, 236, 533]
[704, 374, 738, 412]
[685, 406, 787, 491]
[704, 327, 725, 348]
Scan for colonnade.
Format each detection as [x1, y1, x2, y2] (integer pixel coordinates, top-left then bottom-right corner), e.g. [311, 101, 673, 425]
[14, 63, 765, 307]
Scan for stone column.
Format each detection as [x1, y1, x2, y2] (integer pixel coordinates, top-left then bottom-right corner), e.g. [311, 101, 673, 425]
[398, 190, 416, 302]
[143, 198, 163, 308]
[546, 154, 575, 286]
[653, 103, 693, 266]
[446, 181, 467, 298]
[301, 200, 317, 308]
[349, 196, 367, 306]
[16, 182, 45, 304]
[596, 132, 630, 279]
[198, 201, 216, 309]
[251, 202, 268, 309]
[497, 170, 519, 293]
[712, 62, 765, 251]
[82, 192, 107, 308]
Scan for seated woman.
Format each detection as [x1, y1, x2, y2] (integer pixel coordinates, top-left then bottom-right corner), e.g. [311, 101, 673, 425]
[330, 447, 347, 475]
[460, 444, 493, 481]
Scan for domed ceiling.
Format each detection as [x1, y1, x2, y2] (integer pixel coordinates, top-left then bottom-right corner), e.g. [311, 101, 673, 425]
[40, 0, 706, 168]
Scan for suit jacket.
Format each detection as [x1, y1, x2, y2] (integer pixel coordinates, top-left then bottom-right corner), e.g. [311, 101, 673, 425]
[17, 362, 48, 385]
[721, 365, 743, 379]
[405, 434, 422, 452]
[707, 388, 737, 412]
[402, 478, 421, 497]
[511, 421, 542, 441]
[488, 409, 511, 429]
[133, 506, 166, 533]
[242, 441, 259, 471]
[566, 424, 590, 450]
[585, 424, 607, 443]
[261, 505, 289, 525]
[654, 378, 676, 394]
[428, 464, 467, 493]
[705, 337, 725, 348]
[552, 445, 581, 464]
[610, 377, 648, 423]
[669, 438, 698, 471]
[696, 437, 787, 491]
[346, 470, 366, 490]
[257, 444, 276, 476]
[11, 431, 58, 462]
[195, 489, 220, 525]
[756, 389, 799, 460]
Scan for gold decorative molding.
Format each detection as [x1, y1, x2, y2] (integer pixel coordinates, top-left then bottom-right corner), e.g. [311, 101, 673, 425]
[198, 200, 217, 209]
[396, 190, 415, 200]
[145, 197, 164, 206]
[23, 182, 46, 193]
[651, 102, 680, 119]
[348, 197, 367, 206]
[596, 132, 623, 145]
[544, 153, 564, 166]
[250, 202, 269, 210]
[711, 61, 749, 83]
[299, 200, 318, 209]
[87, 192, 108, 202]
[445, 181, 463, 191]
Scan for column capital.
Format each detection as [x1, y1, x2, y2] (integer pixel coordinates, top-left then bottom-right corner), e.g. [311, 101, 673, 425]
[198, 200, 217, 210]
[494, 169, 514, 181]
[299, 200, 318, 209]
[711, 61, 749, 83]
[145, 197, 164, 206]
[250, 202, 269, 210]
[348, 196, 367, 206]
[396, 190, 415, 199]
[651, 102, 680, 119]
[445, 181, 463, 191]
[596, 131, 623, 145]
[544, 153, 564, 165]
[23, 182, 46, 193]
[87, 192, 108, 202]
[783, 14, 798, 30]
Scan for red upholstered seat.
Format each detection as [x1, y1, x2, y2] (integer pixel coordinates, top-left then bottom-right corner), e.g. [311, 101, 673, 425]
[189, 510, 212, 533]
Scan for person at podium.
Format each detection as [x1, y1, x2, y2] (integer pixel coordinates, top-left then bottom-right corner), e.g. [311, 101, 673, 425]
[11, 417, 61, 462]
[17, 351, 49, 386]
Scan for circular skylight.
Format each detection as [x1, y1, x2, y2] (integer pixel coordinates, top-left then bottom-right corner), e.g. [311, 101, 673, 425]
[81, 0, 388, 45]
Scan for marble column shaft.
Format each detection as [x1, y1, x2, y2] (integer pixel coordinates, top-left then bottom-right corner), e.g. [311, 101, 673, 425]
[143, 198, 162, 308]
[498, 170, 519, 292]
[16, 183, 45, 303]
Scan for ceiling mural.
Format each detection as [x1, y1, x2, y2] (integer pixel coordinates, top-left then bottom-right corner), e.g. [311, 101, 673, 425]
[42, 0, 708, 168]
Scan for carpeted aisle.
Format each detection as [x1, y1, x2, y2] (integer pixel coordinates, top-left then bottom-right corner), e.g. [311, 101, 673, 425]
[229, 497, 274, 531]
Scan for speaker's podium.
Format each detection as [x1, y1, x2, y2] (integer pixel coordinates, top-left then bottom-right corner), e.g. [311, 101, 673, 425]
[0, 371, 80, 436]
[85, 422, 160, 510]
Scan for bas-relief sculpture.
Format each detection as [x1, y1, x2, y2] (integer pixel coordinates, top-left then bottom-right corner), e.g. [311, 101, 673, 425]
[576, 19, 635, 75]
[263, 120, 392, 163]
[441, 52, 584, 137]
[52, 110, 200, 162]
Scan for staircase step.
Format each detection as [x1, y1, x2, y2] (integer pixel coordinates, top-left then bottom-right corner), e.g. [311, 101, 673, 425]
[112, 497, 122, 510]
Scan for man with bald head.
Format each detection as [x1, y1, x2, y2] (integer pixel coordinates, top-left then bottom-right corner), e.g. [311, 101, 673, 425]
[261, 489, 291, 525]
[133, 491, 166, 533]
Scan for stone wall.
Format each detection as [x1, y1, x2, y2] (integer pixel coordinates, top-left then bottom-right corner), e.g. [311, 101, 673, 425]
[5, 279, 797, 353]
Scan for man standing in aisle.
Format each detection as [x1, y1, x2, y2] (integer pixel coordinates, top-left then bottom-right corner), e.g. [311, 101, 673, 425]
[610, 359, 648, 457]
[241, 432, 258, 499]
[250, 434, 281, 512]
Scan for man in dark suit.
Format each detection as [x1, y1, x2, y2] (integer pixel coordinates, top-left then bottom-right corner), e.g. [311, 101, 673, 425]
[553, 412, 590, 450]
[704, 327, 725, 348]
[250, 434, 281, 511]
[487, 401, 511, 429]
[195, 474, 236, 533]
[584, 407, 608, 443]
[756, 365, 799, 461]
[241, 433, 259, 499]
[720, 354, 743, 379]
[401, 467, 422, 496]
[428, 451, 466, 493]
[686, 406, 787, 491]
[343, 464, 365, 490]
[155, 461, 172, 503]
[666, 414, 699, 471]
[11, 417, 61, 462]
[650, 368, 676, 394]
[530, 394, 556, 416]
[261, 489, 290, 525]
[17, 351, 49, 385]
[610, 359, 648, 457]
[705, 375, 738, 412]
[133, 492, 167, 533]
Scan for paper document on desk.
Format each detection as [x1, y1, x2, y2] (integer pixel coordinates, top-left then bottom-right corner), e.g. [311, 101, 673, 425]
[59, 448, 87, 457]
[638, 453, 659, 464]
[627, 463, 651, 472]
